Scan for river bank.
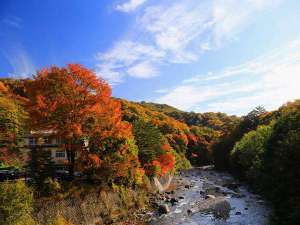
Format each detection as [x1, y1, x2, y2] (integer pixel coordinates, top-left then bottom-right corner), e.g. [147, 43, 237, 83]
[149, 166, 271, 225]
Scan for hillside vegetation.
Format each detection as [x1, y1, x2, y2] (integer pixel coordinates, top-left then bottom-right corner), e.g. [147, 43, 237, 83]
[0, 67, 299, 225]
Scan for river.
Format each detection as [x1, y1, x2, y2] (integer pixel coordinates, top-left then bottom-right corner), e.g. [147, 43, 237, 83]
[149, 167, 271, 225]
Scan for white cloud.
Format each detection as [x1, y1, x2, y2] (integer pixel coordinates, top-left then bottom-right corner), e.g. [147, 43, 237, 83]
[127, 61, 158, 78]
[98, 0, 282, 84]
[95, 63, 124, 84]
[95, 41, 164, 84]
[3, 47, 35, 78]
[155, 39, 300, 115]
[116, 0, 147, 13]
[97, 41, 164, 66]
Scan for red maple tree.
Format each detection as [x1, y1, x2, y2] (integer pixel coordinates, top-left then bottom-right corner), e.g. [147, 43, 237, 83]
[26, 64, 131, 176]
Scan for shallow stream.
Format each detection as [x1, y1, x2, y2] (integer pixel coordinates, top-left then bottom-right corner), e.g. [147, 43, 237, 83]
[149, 167, 271, 225]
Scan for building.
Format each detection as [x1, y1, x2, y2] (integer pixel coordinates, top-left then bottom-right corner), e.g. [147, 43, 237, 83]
[23, 130, 68, 165]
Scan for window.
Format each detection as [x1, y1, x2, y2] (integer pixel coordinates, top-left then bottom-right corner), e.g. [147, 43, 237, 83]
[43, 137, 49, 144]
[29, 137, 35, 145]
[55, 151, 66, 158]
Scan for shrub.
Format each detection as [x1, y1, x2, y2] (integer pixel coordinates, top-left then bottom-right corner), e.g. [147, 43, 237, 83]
[0, 181, 34, 225]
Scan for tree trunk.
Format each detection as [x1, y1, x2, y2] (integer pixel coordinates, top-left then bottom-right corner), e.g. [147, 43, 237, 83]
[66, 143, 75, 179]
[69, 150, 75, 178]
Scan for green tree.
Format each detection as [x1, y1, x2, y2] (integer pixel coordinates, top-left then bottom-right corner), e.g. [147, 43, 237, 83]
[0, 181, 34, 225]
[230, 123, 273, 184]
[213, 106, 267, 170]
[29, 146, 55, 192]
[262, 109, 300, 225]
[133, 120, 164, 165]
[239, 106, 267, 133]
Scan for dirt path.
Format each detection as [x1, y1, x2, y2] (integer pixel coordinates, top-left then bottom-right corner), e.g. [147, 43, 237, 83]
[149, 167, 271, 225]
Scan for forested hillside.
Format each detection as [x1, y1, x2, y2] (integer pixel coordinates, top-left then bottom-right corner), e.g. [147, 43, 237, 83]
[212, 101, 300, 225]
[0, 69, 299, 225]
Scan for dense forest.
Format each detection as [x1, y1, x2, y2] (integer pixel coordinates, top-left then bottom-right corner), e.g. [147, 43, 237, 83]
[0, 65, 299, 225]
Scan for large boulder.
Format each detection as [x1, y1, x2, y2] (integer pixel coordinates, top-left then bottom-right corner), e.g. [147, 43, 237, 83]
[213, 199, 231, 219]
[188, 197, 231, 219]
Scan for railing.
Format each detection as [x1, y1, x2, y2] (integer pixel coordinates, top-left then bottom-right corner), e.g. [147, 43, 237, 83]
[24, 143, 61, 147]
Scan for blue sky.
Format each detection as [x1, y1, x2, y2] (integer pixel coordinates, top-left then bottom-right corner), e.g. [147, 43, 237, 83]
[1, 0, 300, 115]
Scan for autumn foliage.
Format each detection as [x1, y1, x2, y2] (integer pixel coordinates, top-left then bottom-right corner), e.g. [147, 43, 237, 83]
[26, 64, 137, 181]
[26, 64, 113, 138]
[0, 81, 28, 167]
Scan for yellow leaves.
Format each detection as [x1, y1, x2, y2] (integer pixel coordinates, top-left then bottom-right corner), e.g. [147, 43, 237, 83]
[133, 168, 145, 185]
[51, 215, 73, 225]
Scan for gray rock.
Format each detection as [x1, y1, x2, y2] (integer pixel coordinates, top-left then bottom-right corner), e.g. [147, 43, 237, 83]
[213, 199, 231, 219]
[232, 193, 246, 198]
[170, 198, 178, 205]
[205, 194, 216, 199]
[187, 209, 195, 215]
[158, 204, 170, 214]
[223, 182, 241, 191]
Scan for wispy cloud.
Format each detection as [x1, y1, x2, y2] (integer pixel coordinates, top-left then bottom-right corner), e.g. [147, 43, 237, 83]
[95, 41, 164, 84]
[115, 0, 147, 13]
[98, 0, 281, 84]
[127, 61, 158, 78]
[3, 47, 35, 78]
[2, 16, 22, 29]
[155, 39, 300, 115]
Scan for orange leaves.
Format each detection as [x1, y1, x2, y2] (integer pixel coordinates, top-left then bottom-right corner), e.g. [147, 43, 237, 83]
[0, 81, 8, 94]
[26, 64, 136, 178]
[49, 100, 58, 112]
[145, 152, 175, 177]
[70, 123, 82, 137]
[162, 143, 171, 152]
[187, 133, 198, 144]
[77, 152, 102, 171]
[88, 153, 102, 167]
[152, 160, 160, 167]
[36, 95, 47, 109]
[173, 133, 188, 147]
[27, 64, 120, 140]
[112, 153, 139, 179]
[158, 153, 175, 175]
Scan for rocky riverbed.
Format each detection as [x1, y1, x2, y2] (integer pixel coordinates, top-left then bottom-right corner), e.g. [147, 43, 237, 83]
[149, 167, 271, 225]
